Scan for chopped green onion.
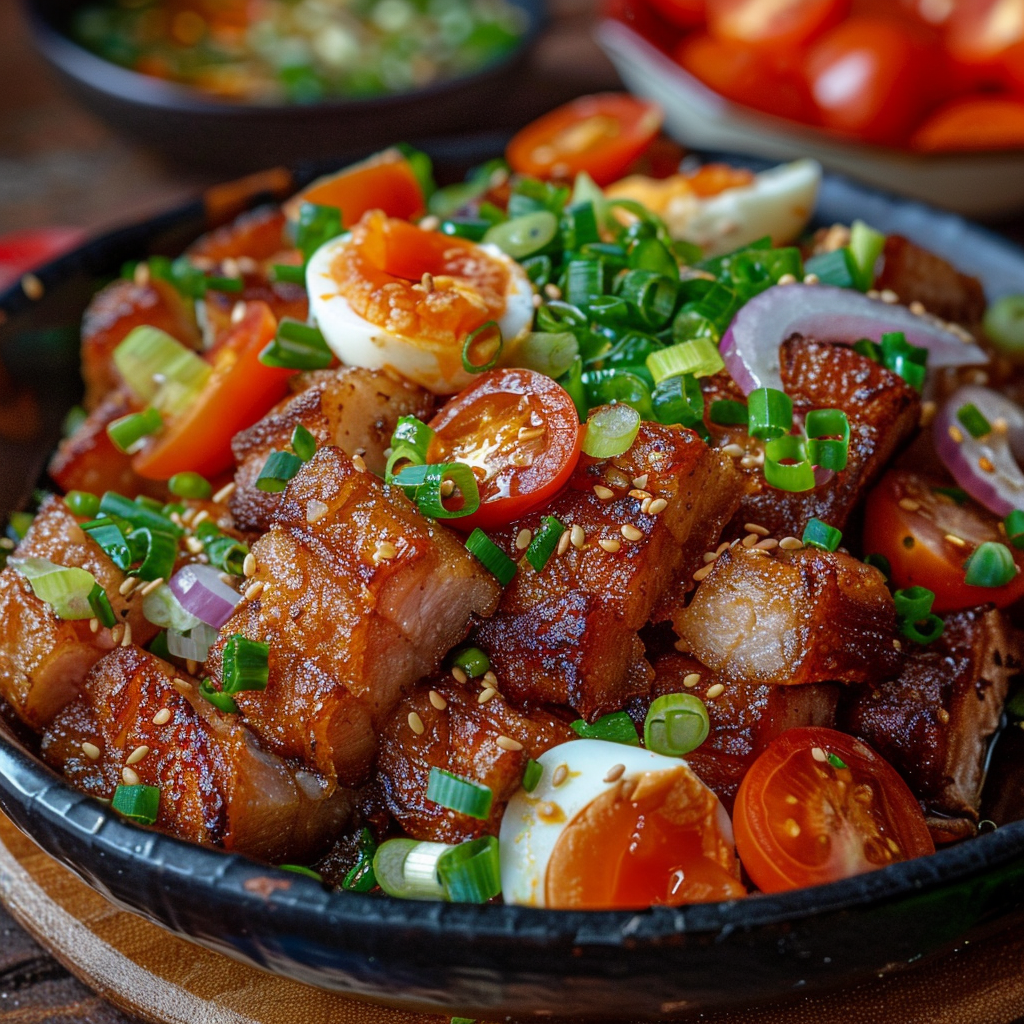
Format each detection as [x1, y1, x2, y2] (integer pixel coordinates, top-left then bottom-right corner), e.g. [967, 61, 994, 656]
[805, 408, 851, 472]
[87, 583, 117, 628]
[130, 528, 178, 581]
[100, 494, 181, 538]
[204, 534, 248, 576]
[514, 332, 579, 379]
[893, 586, 935, 622]
[111, 784, 160, 826]
[526, 516, 565, 572]
[646, 339, 724, 383]
[521, 254, 553, 287]
[570, 711, 639, 746]
[1005, 510, 1024, 548]
[296, 202, 343, 261]
[679, 283, 740, 335]
[984, 295, 1024, 361]
[291, 424, 317, 463]
[221, 634, 270, 695]
[465, 529, 517, 586]
[6, 512, 32, 542]
[148, 629, 170, 660]
[107, 408, 163, 454]
[206, 275, 243, 293]
[451, 1018, 477, 1024]
[522, 759, 543, 792]
[437, 836, 501, 903]
[453, 647, 490, 678]
[255, 451, 304, 493]
[618, 269, 678, 328]
[956, 403, 991, 439]
[372, 838, 448, 900]
[259, 318, 334, 371]
[112, 326, 211, 415]
[63, 405, 87, 437]
[849, 220, 886, 292]
[270, 263, 306, 285]
[644, 693, 709, 756]
[581, 404, 640, 458]
[651, 373, 705, 430]
[582, 369, 653, 420]
[934, 486, 969, 504]
[342, 827, 378, 892]
[902, 614, 945, 645]
[559, 356, 588, 423]
[10, 557, 97, 619]
[462, 321, 503, 374]
[65, 491, 100, 519]
[561, 202, 601, 251]
[864, 552, 891, 579]
[827, 752, 848, 770]
[168, 472, 212, 500]
[199, 678, 239, 714]
[508, 176, 570, 218]
[483, 211, 558, 260]
[881, 331, 928, 392]
[802, 517, 842, 552]
[964, 541, 1017, 587]
[390, 416, 434, 461]
[748, 388, 793, 441]
[392, 463, 481, 519]
[764, 435, 815, 492]
[629, 237, 679, 282]
[565, 258, 605, 310]
[709, 399, 748, 426]
[280, 864, 323, 881]
[853, 337, 882, 362]
[82, 518, 132, 570]
[440, 218, 491, 241]
[426, 768, 493, 820]
[169, 258, 208, 299]
[804, 248, 858, 289]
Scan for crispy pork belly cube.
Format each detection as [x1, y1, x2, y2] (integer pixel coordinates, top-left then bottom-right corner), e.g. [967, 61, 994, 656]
[840, 607, 1021, 843]
[628, 653, 839, 809]
[703, 338, 920, 540]
[185, 205, 290, 264]
[0, 497, 157, 729]
[80, 277, 199, 410]
[673, 546, 901, 687]
[207, 445, 502, 786]
[378, 681, 575, 844]
[41, 646, 353, 861]
[475, 423, 744, 721]
[229, 367, 434, 533]
[202, 275, 308, 348]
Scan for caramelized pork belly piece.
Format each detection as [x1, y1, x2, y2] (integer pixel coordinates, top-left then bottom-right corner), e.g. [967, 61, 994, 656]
[230, 367, 434, 533]
[703, 338, 920, 540]
[185, 205, 290, 264]
[875, 235, 987, 331]
[49, 389, 167, 501]
[41, 646, 352, 861]
[673, 546, 901, 686]
[202, 275, 308, 347]
[378, 681, 575, 844]
[80, 277, 199, 410]
[207, 446, 501, 785]
[0, 497, 158, 729]
[628, 653, 839, 809]
[840, 607, 1021, 842]
[475, 423, 743, 720]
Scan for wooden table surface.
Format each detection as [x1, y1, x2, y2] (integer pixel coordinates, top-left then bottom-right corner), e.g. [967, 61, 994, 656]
[3, 1, 1024, 1021]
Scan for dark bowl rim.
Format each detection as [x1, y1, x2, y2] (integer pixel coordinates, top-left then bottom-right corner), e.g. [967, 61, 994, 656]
[22, 0, 545, 117]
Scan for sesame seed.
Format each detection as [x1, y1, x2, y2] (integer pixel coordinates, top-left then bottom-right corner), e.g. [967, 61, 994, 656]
[126, 745, 150, 766]
[122, 767, 141, 786]
[243, 553, 257, 577]
[212, 481, 236, 504]
[993, 417, 1009, 435]
[647, 497, 668, 515]
[306, 499, 329, 523]
[755, 538, 779, 550]
[515, 528, 533, 550]
[784, 818, 801, 838]
[420, 271, 435, 293]
[593, 484, 615, 500]
[898, 498, 921, 512]
[429, 690, 447, 711]
[893, 639, 902, 651]
[693, 563, 715, 582]
[741, 533, 758, 548]
[777, 273, 797, 286]
[352, 454, 367, 473]
[81, 741, 101, 761]
[133, 263, 151, 286]
[683, 672, 701, 688]
[621, 524, 643, 542]
[557, 529, 571, 556]
[407, 712, 425, 736]
[803, 273, 820, 285]
[21, 273, 43, 300]
[373, 541, 398, 563]
[570, 525, 586, 549]
[230, 301, 247, 325]
[478, 687, 498, 703]
[702, 550, 718, 564]
[920, 401, 937, 427]
[979, 457, 996, 473]
[244, 580, 265, 601]
[909, 301, 926, 315]
[440, 478, 456, 497]
[744, 523, 770, 537]
[140, 577, 164, 597]
[419, 215, 440, 232]
[937, 708, 950, 725]
[811, 747, 828, 762]
[598, 537, 621, 553]
[118, 577, 139, 596]
[218, 572, 235, 587]
[722, 443, 745, 458]
[880, 289, 899, 304]
[948, 425, 964, 444]
[152, 709, 172, 726]
[89, 616, 100, 633]
[0, 537, 13, 550]
[186, 659, 198, 676]
[452, 666, 468, 684]
[532, 294, 542, 308]
[497, 735, 524, 752]
[779, 536, 803, 550]
[191, 509, 210, 527]
[632, 474, 649, 489]
[482, 670, 499, 688]
[866, 289, 880, 299]
[629, 489, 652, 501]
[185, 536, 204, 554]
[640, 498, 651, 514]
[944, 534, 967, 548]
[543, 283, 562, 300]
[171, 678, 191, 695]
[110, 624, 124, 646]
[518, 426, 545, 442]
[706, 682, 725, 699]
[716, 541, 731, 555]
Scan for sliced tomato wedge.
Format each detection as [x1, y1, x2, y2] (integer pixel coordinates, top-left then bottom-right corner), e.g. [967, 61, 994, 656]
[734, 727, 935, 893]
[506, 94, 663, 187]
[706, 0, 850, 50]
[862, 468, 1024, 612]
[132, 301, 293, 480]
[910, 95, 1024, 152]
[644, 0, 706, 28]
[426, 368, 582, 531]
[944, 0, 1024, 86]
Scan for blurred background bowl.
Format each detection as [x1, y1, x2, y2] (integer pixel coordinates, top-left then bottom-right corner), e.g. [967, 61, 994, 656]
[22, 0, 545, 173]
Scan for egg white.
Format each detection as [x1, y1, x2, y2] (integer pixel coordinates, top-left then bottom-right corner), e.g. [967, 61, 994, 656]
[499, 739, 733, 908]
[306, 238, 535, 395]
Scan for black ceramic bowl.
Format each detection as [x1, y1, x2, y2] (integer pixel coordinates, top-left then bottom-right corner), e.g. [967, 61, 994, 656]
[22, 0, 545, 172]
[3, 146, 1024, 1021]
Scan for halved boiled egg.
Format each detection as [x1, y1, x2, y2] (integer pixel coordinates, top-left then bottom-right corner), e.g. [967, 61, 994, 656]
[500, 739, 745, 909]
[605, 158, 821, 257]
[307, 211, 534, 394]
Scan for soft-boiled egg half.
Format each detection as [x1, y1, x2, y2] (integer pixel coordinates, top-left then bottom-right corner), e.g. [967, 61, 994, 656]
[500, 739, 745, 909]
[307, 211, 534, 395]
[605, 158, 821, 257]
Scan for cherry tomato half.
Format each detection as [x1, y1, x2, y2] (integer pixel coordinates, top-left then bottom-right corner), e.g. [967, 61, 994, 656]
[426, 368, 582, 531]
[506, 94, 663, 187]
[707, 0, 850, 50]
[910, 94, 1024, 152]
[863, 469, 1024, 612]
[644, 0, 706, 28]
[944, 0, 1024, 86]
[734, 727, 935, 893]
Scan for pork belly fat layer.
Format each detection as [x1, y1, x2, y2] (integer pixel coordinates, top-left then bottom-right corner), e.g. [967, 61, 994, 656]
[840, 606, 1021, 842]
[0, 497, 157, 729]
[42, 646, 353, 862]
[229, 367, 435, 533]
[673, 546, 901, 686]
[703, 338, 920, 540]
[476, 422, 744, 720]
[209, 445, 501, 785]
[378, 681, 575, 844]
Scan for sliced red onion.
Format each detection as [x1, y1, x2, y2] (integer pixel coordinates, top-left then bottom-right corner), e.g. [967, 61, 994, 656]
[719, 284, 988, 395]
[933, 385, 1024, 517]
[167, 564, 241, 630]
[166, 622, 220, 663]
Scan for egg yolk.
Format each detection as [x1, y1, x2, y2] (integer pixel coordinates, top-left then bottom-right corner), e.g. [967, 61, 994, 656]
[328, 211, 511, 350]
[544, 766, 746, 909]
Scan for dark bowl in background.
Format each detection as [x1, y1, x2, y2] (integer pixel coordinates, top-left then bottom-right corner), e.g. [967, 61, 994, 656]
[21, 0, 545, 172]
[4, 146, 1024, 1020]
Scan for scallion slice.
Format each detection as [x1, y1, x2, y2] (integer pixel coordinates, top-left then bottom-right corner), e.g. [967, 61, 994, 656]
[65, 491, 100, 519]
[206, 275, 243, 293]
[130, 527, 178, 582]
[804, 248, 858, 289]
[522, 758, 543, 792]
[203, 534, 249, 577]
[646, 339, 724, 383]
[853, 337, 882, 362]
[805, 408, 851, 472]
[526, 516, 565, 572]
[87, 583, 117, 628]
[111, 784, 160, 826]
[956, 402, 992, 439]
[296, 202, 343, 260]
[880, 331, 928, 392]
[259, 318, 334, 371]
[864, 552, 891, 579]
[279, 864, 323, 881]
[483, 211, 558, 260]
[168, 472, 212, 500]
[437, 836, 501, 903]
[462, 321, 503, 374]
[291, 423, 317, 463]
[372, 838, 448, 900]
[390, 416, 435, 462]
[107, 408, 163, 454]
[629, 237, 679, 281]
[583, 369, 653, 420]
[440, 218, 491, 242]
[465, 529, 517, 586]
[802, 517, 842, 552]
[112, 326, 211, 414]
[561, 201, 601, 251]
[221, 634, 270, 695]
[10, 557, 97, 619]
[651, 373, 705, 430]
[570, 711, 639, 746]
[709, 399, 748, 426]
[341, 827, 378, 892]
[902, 614, 945, 645]
[255, 451, 304, 493]
[393, 463, 481, 519]
[964, 541, 1017, 587]
[643, 693, 709, 756]
[618, 269, 678, 329]
[893, 586, 935, 622]
[199, 678, 240, 714]
[514, 332, 579, 379]
[426, 768, 493, 820]
[764, 435, 815, 492]
[1005, 510, 1024, 549]
[453, 647, 490, 678]
[270, 263, 306, 285]
[581, 404, 640, 459]
[849, 220, 886, 292]
[99, 492, 183, 537]
[747, 387, 793, 441]
[82, 518, 132, 570]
